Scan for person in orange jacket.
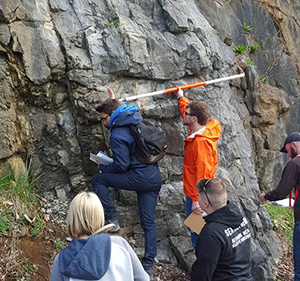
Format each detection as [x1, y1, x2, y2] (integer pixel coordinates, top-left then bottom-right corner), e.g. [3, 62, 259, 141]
[175, 88, 222, 248]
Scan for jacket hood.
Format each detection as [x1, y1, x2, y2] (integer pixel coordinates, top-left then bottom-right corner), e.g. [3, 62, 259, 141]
[109, 104, 142, 128]
[204, 201, 244, 229]
[59, 233, 111, 280]
[202, 118, 221, 141]
[185, 118, 221, 143]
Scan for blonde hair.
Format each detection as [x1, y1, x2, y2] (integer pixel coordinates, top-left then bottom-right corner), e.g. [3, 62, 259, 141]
[67, 192, 111, 238]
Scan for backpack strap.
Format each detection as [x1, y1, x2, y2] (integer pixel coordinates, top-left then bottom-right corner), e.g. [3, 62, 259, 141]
[289, 155, 300, 208]
[289, 184, 300, 208]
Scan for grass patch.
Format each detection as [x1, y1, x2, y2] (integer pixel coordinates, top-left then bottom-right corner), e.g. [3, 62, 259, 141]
[0, 209, 13, 233]
[0, 160, 43, 236]
[18, 258, 35, 274]
[233, 44, 249, 54]
[242, 21, 252, 32]
[0, 160, 41, 207]
[0, 159, 48, 280]
[56, 239, 67, 251]
[106, 19, 119, 27]
[246, 60, 257, 68]
[249, 42, 260, 53]
[30, 217, 44, 237]
[265, 203, 294, 245]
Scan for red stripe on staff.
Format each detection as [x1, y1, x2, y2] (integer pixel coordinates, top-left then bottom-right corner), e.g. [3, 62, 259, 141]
[163, 82, 207, 94]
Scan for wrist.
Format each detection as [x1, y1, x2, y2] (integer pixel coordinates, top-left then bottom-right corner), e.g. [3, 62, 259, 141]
[192, 201, 200, 207]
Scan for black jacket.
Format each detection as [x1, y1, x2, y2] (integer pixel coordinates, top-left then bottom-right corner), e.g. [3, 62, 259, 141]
[191, 202, 252, 281]
[265, 156, 300, 220]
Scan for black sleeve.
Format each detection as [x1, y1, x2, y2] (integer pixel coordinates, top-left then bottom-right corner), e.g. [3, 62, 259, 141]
[265, 160, 300, 201]
[191, 233, 222, 281]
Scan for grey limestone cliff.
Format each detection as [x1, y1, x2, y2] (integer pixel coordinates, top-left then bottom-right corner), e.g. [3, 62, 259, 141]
[0, 0, 299, 279]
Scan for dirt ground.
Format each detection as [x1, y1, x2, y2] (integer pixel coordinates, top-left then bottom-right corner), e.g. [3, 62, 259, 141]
[0, 197, 293, 281]
[273, 232, 294, 281]
[0, 219, 189, 281]
[0, 220, 65, 280]
[0, 220, 294, 281]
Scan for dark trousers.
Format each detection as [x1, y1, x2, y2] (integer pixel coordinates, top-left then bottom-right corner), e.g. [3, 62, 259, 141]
[294, 221, 300, 280]
[186, 196, 199, 248]
[91, 171, 161, 268]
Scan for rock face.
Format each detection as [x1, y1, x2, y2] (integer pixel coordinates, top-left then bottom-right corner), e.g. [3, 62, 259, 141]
[0, 0, 299, 279]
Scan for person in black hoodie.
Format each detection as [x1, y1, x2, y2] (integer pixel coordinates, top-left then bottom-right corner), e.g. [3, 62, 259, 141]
[191, 178, 252, 281]
[91, 88, 161, 277]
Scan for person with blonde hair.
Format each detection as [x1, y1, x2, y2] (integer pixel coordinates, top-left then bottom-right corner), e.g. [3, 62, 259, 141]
[50, 192, 149, 281]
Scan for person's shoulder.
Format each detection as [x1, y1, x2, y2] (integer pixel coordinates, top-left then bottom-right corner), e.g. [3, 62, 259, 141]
[110, 126, 131, 138]
[178, 96, 189, 104]
[286, 157, 300, 169]
[53, 253, 60, 263]
[198, 224, 226, 246]
[111, 236, 130, 247]
[201, 221, 226, 235]
[207, 118, 220, 125]
[110, 236, 134, 257]
[291, 156, 300, 165]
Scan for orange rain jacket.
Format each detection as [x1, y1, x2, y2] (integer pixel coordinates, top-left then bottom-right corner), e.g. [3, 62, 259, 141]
[178, 97, 222, 201]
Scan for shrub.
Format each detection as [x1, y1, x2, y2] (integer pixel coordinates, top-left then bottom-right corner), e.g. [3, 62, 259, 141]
[246, 60, 257, 68]
[233, 45, 249, 54]
[0, 159, 42, 206]
[106, 19, 119, 27]
[249, 42, 260, 53]
[242, 21, 252, 32]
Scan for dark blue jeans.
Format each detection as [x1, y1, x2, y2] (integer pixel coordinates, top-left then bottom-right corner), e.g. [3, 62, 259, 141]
[186, 196, 199, 248]
[91, 171, 161, 268]
[294, 221, 300, 280]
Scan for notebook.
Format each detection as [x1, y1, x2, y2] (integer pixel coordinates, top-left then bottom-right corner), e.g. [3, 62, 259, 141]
[184, 212, 206, 235]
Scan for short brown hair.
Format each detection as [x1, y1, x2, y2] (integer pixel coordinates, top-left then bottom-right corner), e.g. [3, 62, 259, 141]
[96, 99, 120, 114]
[197, 178, 227, 207]
[187, 101, 210, 125]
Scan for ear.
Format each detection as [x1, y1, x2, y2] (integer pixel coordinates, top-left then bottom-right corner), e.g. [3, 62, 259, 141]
[192, 116, 198, 123]
[291, 142, 297, 151]
[294, 141, 300, 153]
[204, 200, 210, 208]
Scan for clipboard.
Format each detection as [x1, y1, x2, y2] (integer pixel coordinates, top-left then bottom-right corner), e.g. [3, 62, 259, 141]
[184, 212, 206, 235]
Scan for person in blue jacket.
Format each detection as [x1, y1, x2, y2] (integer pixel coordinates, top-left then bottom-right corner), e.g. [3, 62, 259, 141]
[91, 88, 162, 278]
[50, 192, 149, 281]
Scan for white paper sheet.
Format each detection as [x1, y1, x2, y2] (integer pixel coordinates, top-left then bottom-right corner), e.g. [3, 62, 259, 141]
[89, 151, 113, 165]
[271, 198, 294, 207]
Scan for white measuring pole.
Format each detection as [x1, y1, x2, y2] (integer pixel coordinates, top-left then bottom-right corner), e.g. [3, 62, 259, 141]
[119, 73, 245, 102]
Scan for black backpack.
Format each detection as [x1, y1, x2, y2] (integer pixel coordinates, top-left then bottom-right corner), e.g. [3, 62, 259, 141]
[130, 120, 167, 164]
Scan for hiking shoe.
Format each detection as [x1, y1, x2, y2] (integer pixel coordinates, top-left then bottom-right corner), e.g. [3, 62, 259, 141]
[106, 219, 120, 232]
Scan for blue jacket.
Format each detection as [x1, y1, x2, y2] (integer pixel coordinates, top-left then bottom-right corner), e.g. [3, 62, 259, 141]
[58, 234, 111, 279]
[100, 104, 161, 182]
[50, 234, 150, 281]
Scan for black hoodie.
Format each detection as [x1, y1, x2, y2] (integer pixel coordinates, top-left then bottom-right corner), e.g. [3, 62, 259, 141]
[191, 202, 252, 281]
